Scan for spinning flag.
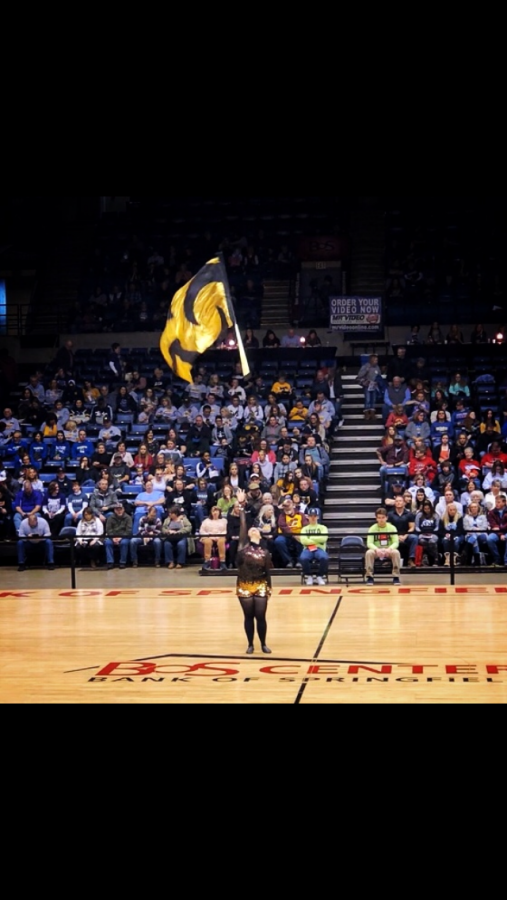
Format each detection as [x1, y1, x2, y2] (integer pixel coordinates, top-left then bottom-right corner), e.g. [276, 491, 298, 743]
[160, 256, 250, 383]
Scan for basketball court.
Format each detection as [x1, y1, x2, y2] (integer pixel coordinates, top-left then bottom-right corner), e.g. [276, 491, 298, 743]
[1, 567, 506, 703]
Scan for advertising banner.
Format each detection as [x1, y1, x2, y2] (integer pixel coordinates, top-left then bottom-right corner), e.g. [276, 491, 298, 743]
[330, 296, 383, 333]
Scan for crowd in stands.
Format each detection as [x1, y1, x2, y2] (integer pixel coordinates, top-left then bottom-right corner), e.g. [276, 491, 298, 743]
[68, 220, 305, 335]
[384, 199, 507, 327]
[370, 341, 507, 568]
[0, 342, 341, 577]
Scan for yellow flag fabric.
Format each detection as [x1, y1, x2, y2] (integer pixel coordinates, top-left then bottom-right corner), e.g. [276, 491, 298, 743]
[160, 257, 249, 383]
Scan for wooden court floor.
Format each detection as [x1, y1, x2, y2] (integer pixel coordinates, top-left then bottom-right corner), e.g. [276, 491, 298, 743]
[1, 565, 507, 703]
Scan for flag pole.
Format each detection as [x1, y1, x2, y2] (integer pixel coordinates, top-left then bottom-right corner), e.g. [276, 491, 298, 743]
[218, 252, 251, 378]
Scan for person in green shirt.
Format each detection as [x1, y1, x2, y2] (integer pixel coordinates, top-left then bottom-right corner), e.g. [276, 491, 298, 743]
[366, 507, 401, 585]
[300, 508, 329, 586]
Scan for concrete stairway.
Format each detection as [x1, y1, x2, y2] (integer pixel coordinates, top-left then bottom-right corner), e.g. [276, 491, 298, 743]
[324, 372, 383, 557]
[260, 279, 292, 327]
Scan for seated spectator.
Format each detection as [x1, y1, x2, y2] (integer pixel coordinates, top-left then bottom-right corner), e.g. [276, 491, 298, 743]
[71, 428, 95, 460]
[438, 503, 465, 566]
[483, 463, 507, 493]
[13, 480, 44, 533]
[216, 482, 236, 518]
[0, 407, 21, 436]
[299, 434, 329, 478]
[288, 399, 309, 423]
[448, 372, 470, 406]
[17, 513, 55, 571]
[108, 452, 131, 488]
[405, 410, 431, 448]
[274, 496, 308, 568]
[64, 481, 88, 528]
[162, 506, 194, 569]
[305, 329, 322, 347]
[133, 444, 155, 474]
[225, 461, 247, 494]
[42, 414, 58, 439]
[376, 433, 409, 494]
[262, 330, 280, 349]
[483, 479, 505, 512]
[199, 506, 227, 569]
[270, 373, 293, 407]
[29, 432, 48, 469]
[458, 446, 482, 490]
[388, 495, 418, 567]
[52, 431, 71, 464]
[165, 477, 193, 518]
[479, 408, 501, 435]
[433, 459, 458, 496]
[253, 502, 277, 559]
[450, 432, 474, 468]
[409, 474, 436, 505]
[76, 456, 100, 491]
[104, 503, 133, 569]
[487, 493, 507, 566]
[299, 507, 329, 585]
[430, 410, 455, 446]
[481, 441, 507, 475]
[435, 488, 463, 518]
[243, 328, 259, 350]
[462, 500, 497, 565]
[382, 377, 411, 423]
[470, 323, 489, 344]
[408, 447, 437, 485]
[132, 479, 165, 535]
[98, 417, 122, 453]
[385, 404, 409, 433]
[75, 506, 104, 568]
[281, 327, 302, 348]
[42, 481, 67, 537]
[196, 451, 221, 484]
[475, 425, 503, 458]
[91, 440, 111, 473]
[433, 434, 453, 468]
[414, 500, 440, 566]
[365, 507, 401, 585]
[129, 507, 164, 567]
[88, 477, 120, 526]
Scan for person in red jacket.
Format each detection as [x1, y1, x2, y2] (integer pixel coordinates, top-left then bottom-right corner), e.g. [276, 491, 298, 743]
[408, 447, 437, 485]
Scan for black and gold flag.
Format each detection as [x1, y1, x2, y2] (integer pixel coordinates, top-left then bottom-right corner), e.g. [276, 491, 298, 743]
[160, 256, 250, 383]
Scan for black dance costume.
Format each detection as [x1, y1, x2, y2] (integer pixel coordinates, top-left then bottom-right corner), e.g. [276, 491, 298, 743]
[236, 510, 273, 654]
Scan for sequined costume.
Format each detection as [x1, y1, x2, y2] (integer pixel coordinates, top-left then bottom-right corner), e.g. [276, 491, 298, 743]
[236, 509, 273, 652]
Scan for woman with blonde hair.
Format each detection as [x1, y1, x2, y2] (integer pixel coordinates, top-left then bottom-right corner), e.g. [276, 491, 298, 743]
[199, 506, 227, 570]
[438, 503, 465, 566]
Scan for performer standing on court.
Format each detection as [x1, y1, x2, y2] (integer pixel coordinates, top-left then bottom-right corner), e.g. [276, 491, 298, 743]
[235, 488, 273, 655]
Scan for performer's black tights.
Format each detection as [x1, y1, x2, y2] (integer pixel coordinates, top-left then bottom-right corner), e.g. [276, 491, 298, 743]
[239, 595, 268, 646]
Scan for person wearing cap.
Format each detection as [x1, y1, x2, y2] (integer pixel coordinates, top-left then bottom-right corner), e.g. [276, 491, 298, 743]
[104, 503, 133, 569]
[299, 509, 329, 585]
[234, 489, 273, 654]
[108, 452, 131, 487]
